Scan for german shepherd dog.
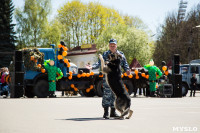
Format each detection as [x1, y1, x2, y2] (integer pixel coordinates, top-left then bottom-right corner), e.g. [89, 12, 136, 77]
[99, 53, 133, 119]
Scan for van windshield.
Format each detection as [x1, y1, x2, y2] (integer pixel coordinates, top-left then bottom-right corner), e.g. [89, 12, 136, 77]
[180, 66, 188, 74]
[190, 66, 199, 73]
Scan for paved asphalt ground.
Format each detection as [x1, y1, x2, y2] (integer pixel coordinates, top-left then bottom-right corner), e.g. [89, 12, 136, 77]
[0, 92, 200, 133]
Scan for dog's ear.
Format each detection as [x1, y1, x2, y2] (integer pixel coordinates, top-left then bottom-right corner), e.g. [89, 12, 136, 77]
[117, 54, 122, 60]
[108, 54, 111, 60]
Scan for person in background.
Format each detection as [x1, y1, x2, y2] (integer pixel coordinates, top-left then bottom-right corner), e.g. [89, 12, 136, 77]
[0, 67, 9, 97]
[86, 39, 131, 119]
[190, 73, 197, 97]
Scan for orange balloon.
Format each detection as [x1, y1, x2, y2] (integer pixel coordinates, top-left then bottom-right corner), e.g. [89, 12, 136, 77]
[124, 73, 127, 76]
[41, 68, 46, 73]
[90, 85, 94, 89]
[86, 73, 90, 77]
[74, 87, 78, 91]
[58, 44, 62, 48]
[136, 76, 139, 79]
[63, 47, 68, 51]
[30, 56, 34, 61]
[69, 71, 73, 75]
[90, 72, 94, 75]
[141, 73, 145, 77]
[64, 59, 68, 63]
[62, 51, 67, 56]
[70, 84, 75, 88]
[121, 74, 124, 78]
[37, 64, 41, 68]
[165, 71, 169, 76]
[156, 84, 158, 88]
[67, 63, 70, 67]
[68, 76, 72, 80]
[57, 55, 63, 60]
[146, 75, 149, 79]
[162, 66, 167, 71]
[128, 74, 133, 78]
[82, 73, 86, 77]
[77, 74, 81, 78]
[86, 88, 90, 93]
[134, 70, 138, 74]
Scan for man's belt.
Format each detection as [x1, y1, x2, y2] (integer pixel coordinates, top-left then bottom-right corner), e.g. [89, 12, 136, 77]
[149, 80, 156, 82]
[48, 80, 55, 82]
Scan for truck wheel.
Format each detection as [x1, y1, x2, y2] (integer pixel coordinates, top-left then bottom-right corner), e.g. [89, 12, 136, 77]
[123, 80, 133, 95]
[182, 83, 188, 96]
[34, 80, 49, 98]
[96, 80, 103, 97]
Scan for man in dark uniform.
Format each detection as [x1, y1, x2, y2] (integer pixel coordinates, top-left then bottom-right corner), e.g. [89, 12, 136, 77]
[86, 39, 131, 119]
[190, 73, 197, 97]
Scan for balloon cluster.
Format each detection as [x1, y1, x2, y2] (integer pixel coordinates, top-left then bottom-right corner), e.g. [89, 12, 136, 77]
[57, 41, 70, 68]
[77, 71, 94, 78]
[70, 84, 78, 91]
[141, 73, 149, 79]
[68, 71, 73, 80]
[121, 70, 150, 79]
[86, 85, 94, 92]
[162, 66, 169, 76]
[134, 70, 139, 79]
[30, 56, 38, 63]
[122, 73, 133, 78]
[37, 64, 45, 73]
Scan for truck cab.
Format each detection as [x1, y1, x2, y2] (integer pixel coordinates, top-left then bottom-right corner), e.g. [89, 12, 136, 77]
[24, 45, 78, 97]
[180, 59, 200, 96]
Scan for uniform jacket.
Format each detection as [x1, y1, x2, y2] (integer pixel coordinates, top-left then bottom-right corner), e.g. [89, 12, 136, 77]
[92, 50, 130, 72]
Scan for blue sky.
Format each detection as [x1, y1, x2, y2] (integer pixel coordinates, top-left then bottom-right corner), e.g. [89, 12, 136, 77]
[13, 0, 199, 38]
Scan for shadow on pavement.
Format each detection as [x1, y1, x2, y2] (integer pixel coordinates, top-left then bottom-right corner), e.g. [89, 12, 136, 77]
[56, 117, 119, 121]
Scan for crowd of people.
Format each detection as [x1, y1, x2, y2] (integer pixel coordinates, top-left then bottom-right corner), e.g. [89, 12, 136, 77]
[0, 67, 10, 98]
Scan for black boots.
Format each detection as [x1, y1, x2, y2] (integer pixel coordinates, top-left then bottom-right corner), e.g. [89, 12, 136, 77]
[103, 107, 119, 119]
[110, 108, 119, 117]
[49, 91, 56, 98]
[150, 91, 156, 97]
[103, 107, 109, 119]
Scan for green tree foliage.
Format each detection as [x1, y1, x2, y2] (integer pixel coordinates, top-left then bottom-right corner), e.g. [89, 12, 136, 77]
[42, 20, 63, 47]
[153, 3, 200, 65]
[96, 24, 153, 66]
[57, 1, 125, 49]
[57, 0, 87, 49]
[15, 0, 51, 48]
[0, 0, 16, 67]
[123, 15, 148, 30]
[13, 0, 153, 66]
